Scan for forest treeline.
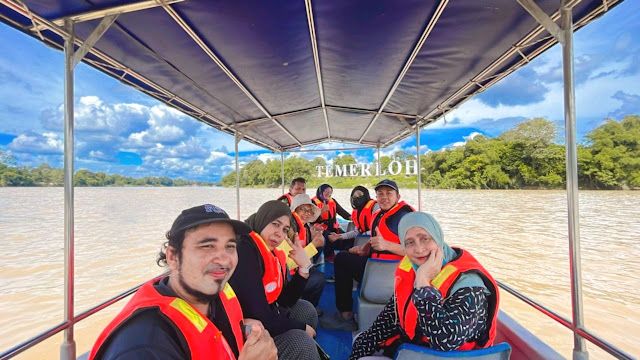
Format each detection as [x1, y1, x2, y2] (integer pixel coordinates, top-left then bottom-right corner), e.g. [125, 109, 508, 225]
[0, 161, 210, 187]
[2, 116, 638, 189]
[220, 116, 640, 190]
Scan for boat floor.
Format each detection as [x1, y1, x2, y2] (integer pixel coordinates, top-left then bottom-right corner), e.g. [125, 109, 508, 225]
[315, 261, 357, 360]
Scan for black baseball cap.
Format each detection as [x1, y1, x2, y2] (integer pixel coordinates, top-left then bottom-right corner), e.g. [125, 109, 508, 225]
[167, 204, 251, 239]
[374, 179, 399, 192]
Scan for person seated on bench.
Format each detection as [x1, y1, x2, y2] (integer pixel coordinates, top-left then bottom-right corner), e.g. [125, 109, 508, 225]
[321, 179, 413, 331]
[229, 200, 320, 360]
[327, 186, 378, 243]
[349, 212, 500, 359]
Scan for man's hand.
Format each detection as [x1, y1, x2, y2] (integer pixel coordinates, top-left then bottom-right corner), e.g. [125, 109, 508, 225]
[238, 323, 277, 360]
[327, 232, 341, 242]
[348, 242, 371, 256]
[414, 247, 444, 288]
[369, 227, 389, 252]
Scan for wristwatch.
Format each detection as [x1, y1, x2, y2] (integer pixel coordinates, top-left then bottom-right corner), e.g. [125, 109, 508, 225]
[299, 263, 313, 275]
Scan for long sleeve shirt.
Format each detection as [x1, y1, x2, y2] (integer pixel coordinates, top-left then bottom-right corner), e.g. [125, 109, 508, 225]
[228, 236, 308, 336]
[349, 286, 489, 359]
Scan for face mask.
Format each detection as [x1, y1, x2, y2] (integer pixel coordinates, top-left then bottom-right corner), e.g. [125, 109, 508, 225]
[352, 196, 368, 209]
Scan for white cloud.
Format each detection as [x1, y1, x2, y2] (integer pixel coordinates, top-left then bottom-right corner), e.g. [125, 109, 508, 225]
[8, 132, 63, 154]
[257, 153, 281, 162]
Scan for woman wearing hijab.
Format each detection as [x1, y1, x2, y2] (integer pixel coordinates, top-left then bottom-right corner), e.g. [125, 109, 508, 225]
[312, 184, 352, 262]
[284, 194, 326, 312]
[349, 212, 500, 359]
[229, 200, 320, 360]
[328, 186, 378, 243]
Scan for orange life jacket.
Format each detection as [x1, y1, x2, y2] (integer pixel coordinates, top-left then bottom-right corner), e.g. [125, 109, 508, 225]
[291, 211, 308, 247]
[249, 231, 287, 304]
[312, 197, 339, 230]
[370, 201, 414, 260]
[279, 193, 294, 206]
[393, 249, 499, 350]
[89, 279, 243, 360]
[351, 199, 376, 233]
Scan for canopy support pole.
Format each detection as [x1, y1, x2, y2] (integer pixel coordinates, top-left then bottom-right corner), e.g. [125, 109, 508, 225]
[281, 151, 285, 194]
[560, 2, 587, 359]
[235, 133, 241, 220]
[72, 14, 117, 67]
[376, 145, 381, 178]
[416, 125, 422, 211]
[60, 18, 76, 360]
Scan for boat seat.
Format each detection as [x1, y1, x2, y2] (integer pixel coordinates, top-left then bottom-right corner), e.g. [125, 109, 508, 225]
[357, 258, 399, 332]
[394, 342, 512, 360]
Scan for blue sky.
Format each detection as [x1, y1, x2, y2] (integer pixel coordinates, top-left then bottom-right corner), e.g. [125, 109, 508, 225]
[1, 1, 639, 182]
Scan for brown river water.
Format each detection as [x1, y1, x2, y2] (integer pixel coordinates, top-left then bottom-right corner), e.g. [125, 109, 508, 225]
[0, 187, 638, 359]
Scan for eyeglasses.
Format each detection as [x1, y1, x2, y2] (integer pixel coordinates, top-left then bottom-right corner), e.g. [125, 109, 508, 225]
[297, 206, 315, 215]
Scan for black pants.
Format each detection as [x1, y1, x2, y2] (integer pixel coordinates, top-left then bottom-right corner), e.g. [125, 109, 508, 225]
[301, 268, 325, 307]
[320, 229, 353, 257]
[334, 252, 368, 312]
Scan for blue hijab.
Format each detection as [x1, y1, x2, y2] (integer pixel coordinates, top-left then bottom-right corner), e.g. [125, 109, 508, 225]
[397, 212, 487, 292]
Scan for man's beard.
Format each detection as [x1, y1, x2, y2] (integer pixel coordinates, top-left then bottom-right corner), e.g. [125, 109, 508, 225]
[177, 271, 222, 304]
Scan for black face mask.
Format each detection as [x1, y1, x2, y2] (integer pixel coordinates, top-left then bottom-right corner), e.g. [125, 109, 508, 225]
[352, 195, 368, 209]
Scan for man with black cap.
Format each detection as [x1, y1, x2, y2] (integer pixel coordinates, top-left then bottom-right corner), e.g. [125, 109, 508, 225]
[320, 179, 414, 331]
[89, 204, 277, 360]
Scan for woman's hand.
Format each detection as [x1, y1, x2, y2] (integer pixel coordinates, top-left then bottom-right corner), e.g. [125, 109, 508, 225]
[305, 324, 316, 338]
[414, 247, 443, 288]
[311, 227, 325, 248]
[327, 232, 341, 242]
[288, 241, 312, 269]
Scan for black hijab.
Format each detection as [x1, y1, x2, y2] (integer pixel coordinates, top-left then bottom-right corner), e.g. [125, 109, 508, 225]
[245, 200, 292, 234]
[350, 186, 371, 210]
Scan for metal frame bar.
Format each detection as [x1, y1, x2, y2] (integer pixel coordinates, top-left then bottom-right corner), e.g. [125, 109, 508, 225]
[281, 152, 285, 194]
[236, 106, 322, 127]
[381, 0, 611, 147]
[0, 3, 632, 359]
[235, 133, 241, 220]
[1, 0, 279, 152]
[5, 0, 618, 153]
[376, 145, 381, 178]
[40, 0, 184, 27]
[304, 0, 330, 140]
[286, 145, 375, 153]
[72, 14, 117, 68]
[280, 137, 378, 151]
[159, 1, 302, 147]
[60, 19, 76, 360]
[237, 105, 418, 129]
[517, 0, 564, 44]
[559, 2, 587, 359]
[416, 125, 422, 211]
[358, 0, 449, 143]
[498, 281, 634, 360]
[0, 274, 166, 360]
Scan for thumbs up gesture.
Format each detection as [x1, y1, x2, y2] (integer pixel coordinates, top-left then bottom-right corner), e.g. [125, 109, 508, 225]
[369, 227, 387, 252]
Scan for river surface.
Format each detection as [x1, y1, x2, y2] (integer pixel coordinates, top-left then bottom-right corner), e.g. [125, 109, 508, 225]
[0, 187, 638, 359]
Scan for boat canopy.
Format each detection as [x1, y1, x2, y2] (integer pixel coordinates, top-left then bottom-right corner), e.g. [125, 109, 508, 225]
[0, 0, 621, 152]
